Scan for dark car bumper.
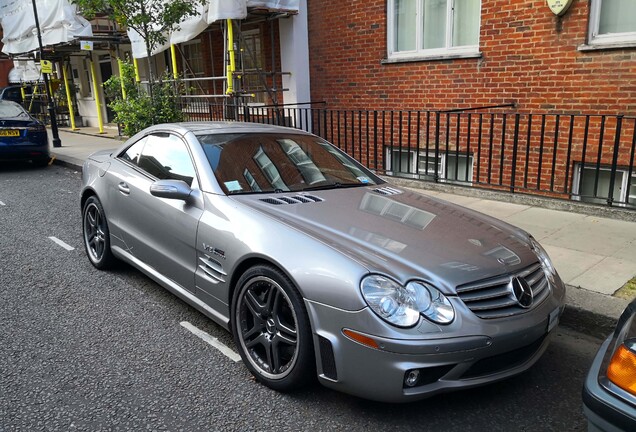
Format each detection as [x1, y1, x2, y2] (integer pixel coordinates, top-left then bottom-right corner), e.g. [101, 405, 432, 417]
[583, 336, 636, 432]
[0, 139, 50, 163]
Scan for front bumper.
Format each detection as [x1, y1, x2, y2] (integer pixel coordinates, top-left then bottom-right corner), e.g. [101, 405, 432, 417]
[306, 280, 565, 402]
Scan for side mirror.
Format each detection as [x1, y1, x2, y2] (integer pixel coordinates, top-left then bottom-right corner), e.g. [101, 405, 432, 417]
[150, 179, 192, 201]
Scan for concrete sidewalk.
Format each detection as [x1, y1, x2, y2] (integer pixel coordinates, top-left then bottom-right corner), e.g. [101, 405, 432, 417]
[50, 127, 636, 336]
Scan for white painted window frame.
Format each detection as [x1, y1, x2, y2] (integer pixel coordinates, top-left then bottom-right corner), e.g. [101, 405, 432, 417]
[387, 0, 481, 60]
[588, 0, 636, 47]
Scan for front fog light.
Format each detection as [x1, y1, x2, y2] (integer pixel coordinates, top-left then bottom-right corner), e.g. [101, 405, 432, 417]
[404, 369, 420, 387]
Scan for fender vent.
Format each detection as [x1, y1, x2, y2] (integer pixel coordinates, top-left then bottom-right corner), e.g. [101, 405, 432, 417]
[260, 195, 324, 205]
[374, 187, 403, 195]
[319, 336, 337, 380]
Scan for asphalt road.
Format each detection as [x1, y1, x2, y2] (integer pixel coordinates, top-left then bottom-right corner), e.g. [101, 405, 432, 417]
[1, 164, 603, 431]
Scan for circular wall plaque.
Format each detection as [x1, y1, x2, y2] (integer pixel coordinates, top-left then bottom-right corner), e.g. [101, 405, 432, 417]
[546, 0, 574, 16]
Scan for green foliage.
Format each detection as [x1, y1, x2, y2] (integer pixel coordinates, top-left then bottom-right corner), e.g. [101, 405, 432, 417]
[73, 0, 204, 78]
[103, 61, 184, 137]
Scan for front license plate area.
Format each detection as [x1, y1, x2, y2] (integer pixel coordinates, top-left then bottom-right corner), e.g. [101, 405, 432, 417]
[0, 129, 20, 137]
[547, 307, 560, 333]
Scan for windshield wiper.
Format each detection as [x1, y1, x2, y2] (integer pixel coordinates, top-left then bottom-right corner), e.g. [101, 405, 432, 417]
[301, 182, 368, 192]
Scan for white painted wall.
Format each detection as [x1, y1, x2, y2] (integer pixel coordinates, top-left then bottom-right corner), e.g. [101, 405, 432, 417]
[279, 0, 311, 120]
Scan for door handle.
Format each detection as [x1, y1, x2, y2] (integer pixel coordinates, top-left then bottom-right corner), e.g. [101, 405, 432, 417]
[118, 182, 130, 195]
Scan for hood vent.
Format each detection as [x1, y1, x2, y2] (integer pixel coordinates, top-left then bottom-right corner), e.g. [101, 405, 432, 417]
[374, 186, 403, 196]
[260, 195, 324, 205]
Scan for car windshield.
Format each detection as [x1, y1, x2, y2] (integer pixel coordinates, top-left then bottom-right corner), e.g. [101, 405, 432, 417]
[196, 132, 383, 194]
[0, 102, 28, 118]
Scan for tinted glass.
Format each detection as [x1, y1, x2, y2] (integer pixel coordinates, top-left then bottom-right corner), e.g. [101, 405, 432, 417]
[196, 133, 383, 195]
[120, 137, 146, 165]
[0, 101, 28, 118]
[134, 133, 196, 186]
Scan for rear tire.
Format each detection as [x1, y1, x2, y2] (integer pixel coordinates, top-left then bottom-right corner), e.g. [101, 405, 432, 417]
[232, 265, 315, 392]
[82, 196, 116, 269]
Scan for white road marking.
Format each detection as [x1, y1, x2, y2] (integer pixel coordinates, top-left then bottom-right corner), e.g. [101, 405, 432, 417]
[180, 321, 241, 362]
[48, 236, 75, 251]
[0, 200, 5, 206]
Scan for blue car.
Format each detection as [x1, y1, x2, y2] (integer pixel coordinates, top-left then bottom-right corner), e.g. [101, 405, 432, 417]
[583, 298, 636, 431]
[0, 100, 49, 167]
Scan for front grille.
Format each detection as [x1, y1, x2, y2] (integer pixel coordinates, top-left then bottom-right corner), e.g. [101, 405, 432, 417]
[259, 194, 323, 205]
[456, 263, 550, 319]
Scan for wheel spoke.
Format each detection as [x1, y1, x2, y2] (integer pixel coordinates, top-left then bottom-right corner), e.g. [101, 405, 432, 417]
[87, 210, 96, 229]
[95, 238, 103, 258]
[276, 324, 297, 346]
[245, 333, 268, 350]
[264, 285, 278, 314]
[267, 339, 280, 373]
[244, 290, 265, 318]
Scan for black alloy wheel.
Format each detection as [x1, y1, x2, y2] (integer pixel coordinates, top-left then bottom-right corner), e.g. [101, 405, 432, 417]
[232, 265, 314, 391]
[82, 196, 115, 269]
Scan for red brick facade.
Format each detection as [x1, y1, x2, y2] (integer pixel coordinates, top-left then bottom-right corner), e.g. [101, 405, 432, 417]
[307, 0, 636, 115]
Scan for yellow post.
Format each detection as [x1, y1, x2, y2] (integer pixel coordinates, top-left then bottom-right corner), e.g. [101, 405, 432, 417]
[61, 62, 78, 130]
[226, 19, 236, 95]
[133, 57, 141, 83]
[28, 85, 38, 112]
[20, 85, 26, 103]
[89, 57, 105, 134]
[170, 44, 179, 79]
[117, 58, 127, 100]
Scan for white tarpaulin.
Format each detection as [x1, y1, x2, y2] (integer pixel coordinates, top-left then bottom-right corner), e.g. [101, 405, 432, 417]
[8, 60, 42, 82]
[0, 0, 93, 55]
[129, 0, 299, 59]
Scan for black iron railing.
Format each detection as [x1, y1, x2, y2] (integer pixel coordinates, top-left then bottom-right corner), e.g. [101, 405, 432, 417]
[177, 97, 636, 208]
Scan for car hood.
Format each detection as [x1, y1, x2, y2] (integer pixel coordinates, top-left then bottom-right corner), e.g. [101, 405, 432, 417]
[231, 186, 538, 294]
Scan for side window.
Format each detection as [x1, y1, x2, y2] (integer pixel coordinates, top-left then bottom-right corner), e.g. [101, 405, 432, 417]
[138, 134, 196, 186]
[120, 137, 146, 165]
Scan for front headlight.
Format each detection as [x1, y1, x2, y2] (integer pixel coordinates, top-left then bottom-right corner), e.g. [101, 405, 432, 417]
[406, 281, 454, 324]
[530, 237, 556, 281]
[361, 275, 455, 328]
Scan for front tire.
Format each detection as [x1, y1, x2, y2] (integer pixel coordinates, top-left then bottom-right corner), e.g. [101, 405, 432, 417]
[82, 196, 116, 269]
[232, 265, 315, 392]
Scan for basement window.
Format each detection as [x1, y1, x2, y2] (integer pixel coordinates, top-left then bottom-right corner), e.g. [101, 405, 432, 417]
[572, 163, 636, 207]
[385, 148, 474, 184]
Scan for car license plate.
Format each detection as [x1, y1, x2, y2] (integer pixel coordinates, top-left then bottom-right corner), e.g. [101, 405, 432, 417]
[0, 130, 20, 137]
[547, 307, 560, 332]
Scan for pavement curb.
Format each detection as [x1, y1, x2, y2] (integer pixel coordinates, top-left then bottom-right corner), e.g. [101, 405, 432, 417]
[51, 155, 83, 171]
[560, 285, 630, 339]
[59, 128, 127, 142]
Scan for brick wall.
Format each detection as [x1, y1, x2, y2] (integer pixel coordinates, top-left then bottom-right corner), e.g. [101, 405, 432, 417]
[307, 0, 636, 115]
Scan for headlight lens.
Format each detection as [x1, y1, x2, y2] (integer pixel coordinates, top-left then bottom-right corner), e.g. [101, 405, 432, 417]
[530, 237, 556, 281]
[407, 281, 455, 324]
[361, 275, 455, 327]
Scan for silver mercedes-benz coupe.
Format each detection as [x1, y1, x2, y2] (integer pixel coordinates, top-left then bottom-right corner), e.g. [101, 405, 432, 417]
[80, 121, 566, 402]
